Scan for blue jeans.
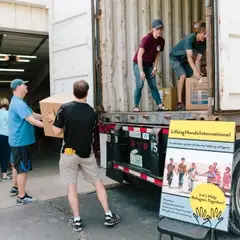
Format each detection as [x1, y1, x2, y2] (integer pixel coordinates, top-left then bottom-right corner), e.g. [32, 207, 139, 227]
[133, 63, 162, 107]
[0, 134, 11, 173]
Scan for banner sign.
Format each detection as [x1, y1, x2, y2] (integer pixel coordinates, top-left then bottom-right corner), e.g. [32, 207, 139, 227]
[159, 120, 235, 231]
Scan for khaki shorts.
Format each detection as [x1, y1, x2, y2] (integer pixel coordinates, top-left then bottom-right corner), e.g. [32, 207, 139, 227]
[59, 153, 100, 185]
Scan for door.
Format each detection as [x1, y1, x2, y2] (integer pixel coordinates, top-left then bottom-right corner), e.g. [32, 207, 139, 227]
[48, 0, 94, 107]
[215, 0, 240, 111]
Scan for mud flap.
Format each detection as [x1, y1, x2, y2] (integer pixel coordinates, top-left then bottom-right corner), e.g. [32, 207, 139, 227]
[106, 126, 124, 183]
[149, 128, 161, 177]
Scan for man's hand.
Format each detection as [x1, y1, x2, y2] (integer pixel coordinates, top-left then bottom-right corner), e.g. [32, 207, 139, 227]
[194, 69, 202, 80]
[45, 110, 56, 123]
[140, 71, 146, 80]
[151, 68, 157, 78]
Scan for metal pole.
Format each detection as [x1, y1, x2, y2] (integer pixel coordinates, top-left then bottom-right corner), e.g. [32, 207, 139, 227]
[95, 0, 102, 112]
[206, 0, 214, 116]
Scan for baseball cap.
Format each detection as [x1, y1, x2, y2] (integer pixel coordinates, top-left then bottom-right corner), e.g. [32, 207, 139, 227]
[152, 19, 164, 29]
[10, 79, 28, 89]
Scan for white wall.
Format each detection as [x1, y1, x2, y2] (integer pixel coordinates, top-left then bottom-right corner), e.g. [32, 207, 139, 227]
[0, 0, 48, 34]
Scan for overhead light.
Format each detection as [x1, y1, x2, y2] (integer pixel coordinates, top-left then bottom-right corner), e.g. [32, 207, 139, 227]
[0, 58, 30, 62]
[0, 68, 24, 72]
[0, 54, 37, 59]
[17, 55, 37, 59]
[3, 34, 7, 37]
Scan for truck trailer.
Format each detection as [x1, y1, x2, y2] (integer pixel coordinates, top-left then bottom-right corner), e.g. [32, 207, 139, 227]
[48, 0, 240, 235]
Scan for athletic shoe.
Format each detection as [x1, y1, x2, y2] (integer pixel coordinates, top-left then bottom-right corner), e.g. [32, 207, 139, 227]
[68, 217, 83, 232]
[10, 187, 18, 196]
[104, 213, 120, 226]
[16, 194, 38, 206]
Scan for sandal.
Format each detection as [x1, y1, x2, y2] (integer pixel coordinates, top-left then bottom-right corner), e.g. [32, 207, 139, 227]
[133, 107, 140, 112]
[157, 105, 169, 111]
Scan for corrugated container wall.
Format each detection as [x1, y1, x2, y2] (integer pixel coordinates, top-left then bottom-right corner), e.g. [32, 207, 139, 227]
[99, 0, 205, 112]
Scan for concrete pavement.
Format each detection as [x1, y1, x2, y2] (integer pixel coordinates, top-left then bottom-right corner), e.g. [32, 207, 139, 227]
[0, 184, 240, 240]
[0, 167, 118, 209]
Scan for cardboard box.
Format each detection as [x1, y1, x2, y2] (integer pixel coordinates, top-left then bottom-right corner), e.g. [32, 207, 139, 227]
[185, 77, 208, 110]
[158, 87, 177, 110]
[39, 93, 75, 138]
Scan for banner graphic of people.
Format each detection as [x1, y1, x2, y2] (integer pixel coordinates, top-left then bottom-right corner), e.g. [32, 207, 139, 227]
[159, 120, 235, 232]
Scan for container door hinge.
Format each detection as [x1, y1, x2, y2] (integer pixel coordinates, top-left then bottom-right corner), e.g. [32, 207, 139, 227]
[206, 7, 212, 17]
[95, 58, 100, 67]
[95, 9, 102, 20]
[208, 97, 214, 106]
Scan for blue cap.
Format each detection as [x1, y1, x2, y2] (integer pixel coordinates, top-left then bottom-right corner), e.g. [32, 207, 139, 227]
[10, 78, 28, 89]
[152, 19, 164, 29]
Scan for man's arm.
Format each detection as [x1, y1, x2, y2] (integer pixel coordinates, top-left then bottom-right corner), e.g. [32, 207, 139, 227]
[15, 103, 43, 128]
[153, 52, 161, 69]
[186, 50, 199, 73]
[25, 115, 43, 128]
[52, 126, 63, 136]
[185, 35, 201, 78]
[195, 53, 203, 72]
[137, 48, 145, 72]
[52, 106, 64, 136]
[33, 112, 42, 121]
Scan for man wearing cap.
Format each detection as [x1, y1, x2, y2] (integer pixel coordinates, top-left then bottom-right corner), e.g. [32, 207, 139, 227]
[133, 19, 168, 112]
[8, 79, 44, 205]
[169, 21, 207, 111]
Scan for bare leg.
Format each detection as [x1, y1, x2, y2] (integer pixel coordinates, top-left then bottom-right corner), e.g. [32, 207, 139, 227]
[17, 173, 27, 198]
[94, 179, 110, 213]
[68, 184, 80, 218]
[12, 166, 17, 188]
[177, 74, 186, 103]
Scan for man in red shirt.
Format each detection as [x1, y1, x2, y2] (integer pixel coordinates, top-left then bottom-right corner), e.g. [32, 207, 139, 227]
[133, 19, 168, 112]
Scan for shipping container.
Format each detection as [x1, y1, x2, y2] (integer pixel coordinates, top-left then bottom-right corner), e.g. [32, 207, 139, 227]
[100, 0, 206, 112]
[49, 0, 240, 113]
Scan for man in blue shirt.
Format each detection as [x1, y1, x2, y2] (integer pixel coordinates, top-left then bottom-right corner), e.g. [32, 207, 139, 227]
[8, 79, 44, 206]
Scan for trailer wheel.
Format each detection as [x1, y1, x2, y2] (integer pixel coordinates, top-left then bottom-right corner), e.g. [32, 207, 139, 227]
[229, 147, 240, 235]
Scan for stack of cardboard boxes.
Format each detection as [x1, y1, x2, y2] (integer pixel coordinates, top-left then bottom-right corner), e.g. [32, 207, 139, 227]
[158, 78, 208, 111]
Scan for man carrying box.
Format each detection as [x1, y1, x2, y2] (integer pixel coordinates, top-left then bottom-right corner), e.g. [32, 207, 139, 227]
[46, 80, 120, 232]
[8, 79, 44, 205]
[169, 20, 207, 111]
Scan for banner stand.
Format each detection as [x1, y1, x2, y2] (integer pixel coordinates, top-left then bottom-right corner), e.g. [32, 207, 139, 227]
[157, 217, 218, 240]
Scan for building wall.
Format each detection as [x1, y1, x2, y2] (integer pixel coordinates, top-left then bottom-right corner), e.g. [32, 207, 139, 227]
[0, 0, 48, 34]
[100, 0, 205, 112]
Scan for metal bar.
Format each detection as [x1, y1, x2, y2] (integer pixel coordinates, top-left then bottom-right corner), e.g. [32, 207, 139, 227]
[206, 0, 214, 115]
[95, 0, 102, 111]
[30, 37, 47, 56]
[0, 34, 3, 50]
[212, 0, 220, 112]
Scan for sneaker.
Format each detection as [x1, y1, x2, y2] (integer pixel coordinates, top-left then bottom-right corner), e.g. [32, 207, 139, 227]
[7, 169, 12, 176]
[2, 176, 12, 182]
[176, 102, 185, 111]
[104, 213, 120, 226]
[68, 217, 83, 232]
[10, 187, 18, 196]
[157, 105, 169, 111]
[16, 194, 38, 206]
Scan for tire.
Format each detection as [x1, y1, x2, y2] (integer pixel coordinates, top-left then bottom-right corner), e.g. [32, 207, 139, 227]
[229, 147, 240, 235]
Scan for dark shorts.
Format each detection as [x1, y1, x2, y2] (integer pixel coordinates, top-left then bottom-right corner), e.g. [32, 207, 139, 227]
[170, 57, 193, 79]
[11, 146, 32, 174]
